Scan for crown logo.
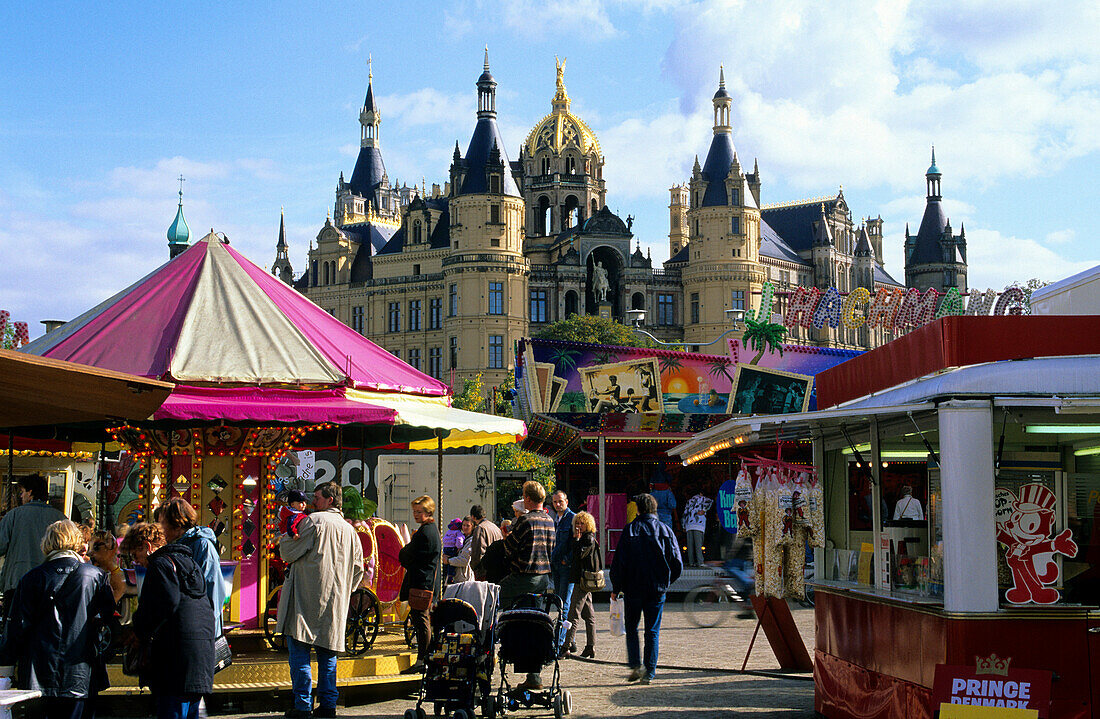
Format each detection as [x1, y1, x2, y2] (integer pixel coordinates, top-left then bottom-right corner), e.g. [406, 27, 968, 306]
[975, 654, 1011, 676]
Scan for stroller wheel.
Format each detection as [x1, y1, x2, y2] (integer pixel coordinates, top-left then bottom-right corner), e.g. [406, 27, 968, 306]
[562, 690, 572, 715]
[454, 710, 472, 719]
[416, 708, 428, 719]
[552, 693, 564, 719]
[403, 710, 418, 719]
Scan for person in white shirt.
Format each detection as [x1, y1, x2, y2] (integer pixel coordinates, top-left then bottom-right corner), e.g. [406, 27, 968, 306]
[893, 486, 924, 521]
[682, 490, 713, 567]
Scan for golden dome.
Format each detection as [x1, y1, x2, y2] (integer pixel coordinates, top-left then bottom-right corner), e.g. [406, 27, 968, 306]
[523, 58, 601, 157]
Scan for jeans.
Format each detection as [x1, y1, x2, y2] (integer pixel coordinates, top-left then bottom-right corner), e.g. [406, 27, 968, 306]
[550, 564, 574, 647]
[154, 694, 202, 719]
[624, 594, 665, 677]
[686, 529, 705, 566]
[287, 636, 338, 712]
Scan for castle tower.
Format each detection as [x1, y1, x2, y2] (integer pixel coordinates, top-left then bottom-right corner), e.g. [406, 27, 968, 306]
[681, 67, 764, 346]
[337, 58, 398, 226]
[905, 147, 967, 292]
[520, 57, 606, 242]
[669, 185, 689, 257]
[271, 208, 294, 283]
[167, 176, 190, 259]
[444, 49, 529, 385]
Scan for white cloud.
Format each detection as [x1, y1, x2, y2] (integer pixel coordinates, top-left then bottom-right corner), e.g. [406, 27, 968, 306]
[379, 89, 475, 130]
[1045, 229, 1075, 245]
[597, 106, 713, 199]
[964, 227, 1096, 289]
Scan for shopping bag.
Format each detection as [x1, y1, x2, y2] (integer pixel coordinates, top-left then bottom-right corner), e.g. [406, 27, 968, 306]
[608, 595, 625, 637]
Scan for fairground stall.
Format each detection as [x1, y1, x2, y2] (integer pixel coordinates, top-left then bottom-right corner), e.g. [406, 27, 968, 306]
[671, 316, 1100, 719]
[19, 233, 525, 664]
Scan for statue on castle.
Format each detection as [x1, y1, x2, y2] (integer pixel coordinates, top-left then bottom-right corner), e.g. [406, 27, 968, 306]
[592, 260, 610, 303]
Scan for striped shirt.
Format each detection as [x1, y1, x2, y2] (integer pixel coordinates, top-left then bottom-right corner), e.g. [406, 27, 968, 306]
[504, 508, 555, 575]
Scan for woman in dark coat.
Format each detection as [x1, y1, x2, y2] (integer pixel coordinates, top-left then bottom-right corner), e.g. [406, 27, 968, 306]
[562, 511, 600, 659]
[0, 519, 118, 719]
[123, 522, 214, 719]
[398, 495, 440, 669]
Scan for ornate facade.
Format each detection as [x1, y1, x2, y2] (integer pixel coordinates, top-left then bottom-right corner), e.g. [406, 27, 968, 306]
[279, 59, 960, 389]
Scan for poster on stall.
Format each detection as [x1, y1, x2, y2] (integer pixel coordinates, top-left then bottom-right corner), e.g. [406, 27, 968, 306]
[717, 479, 739, 533]
[932, 659, 1050, 718]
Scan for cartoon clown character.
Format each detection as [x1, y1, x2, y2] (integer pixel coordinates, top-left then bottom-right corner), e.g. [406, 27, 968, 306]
[736, 500, 751, 533]
[996, 483, 1078, 605]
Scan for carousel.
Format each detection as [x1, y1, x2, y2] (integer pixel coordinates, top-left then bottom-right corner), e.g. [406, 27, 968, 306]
[19, 232, 525, 693]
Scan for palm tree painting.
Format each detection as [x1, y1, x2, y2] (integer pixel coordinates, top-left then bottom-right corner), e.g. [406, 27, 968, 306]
[706, 356, 735, 384]
[559, 391, 588, 412]
[741, 317, 787, 365]
[549, 346, 584, 373]
[658, 354, 684, 376]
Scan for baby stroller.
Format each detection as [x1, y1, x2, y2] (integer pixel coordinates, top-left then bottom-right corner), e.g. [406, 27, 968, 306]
[406, 582, 499, 719]
[496, 593, 573, 718]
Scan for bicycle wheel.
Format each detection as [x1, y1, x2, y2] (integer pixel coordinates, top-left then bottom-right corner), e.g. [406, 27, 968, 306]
[346, 588, 382, 655]
[264, 585, 286, 650]
[684, 585, 730, 628]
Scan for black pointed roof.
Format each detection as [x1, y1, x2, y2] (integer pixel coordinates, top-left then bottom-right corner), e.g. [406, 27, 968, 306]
[276, 212, 287, 249]
[364, 81, 377, 112]
[910, 198, 948, 265]
[700, 133, 735, 206]
[854, 226, 873, 257]
[348, 145, 387, 199]
[457, 124, 520, 196]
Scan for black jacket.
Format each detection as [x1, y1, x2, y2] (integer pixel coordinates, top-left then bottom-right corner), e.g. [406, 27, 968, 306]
[610, 514, 683, 603]
[568, 532, 601, 584]
[0, 554, 118, 698]
[133, 543, 214, 695]
[399, 522, 440, 600]
[480, 539, 508, 584]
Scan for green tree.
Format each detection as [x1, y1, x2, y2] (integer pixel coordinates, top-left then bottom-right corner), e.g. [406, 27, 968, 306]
[534, 314, 658, 348]
[741, 317, 787, 365]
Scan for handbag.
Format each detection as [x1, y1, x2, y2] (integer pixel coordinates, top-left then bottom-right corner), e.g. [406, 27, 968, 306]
[581, 569, 607, 593]
[122, 641, 151, 677]
[407, 587, 434, 612]
[213, 633, 232, 673]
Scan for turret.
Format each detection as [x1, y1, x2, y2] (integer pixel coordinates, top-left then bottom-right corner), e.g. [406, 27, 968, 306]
[167, 176, 190, 259]
[271, 208, 294, 283]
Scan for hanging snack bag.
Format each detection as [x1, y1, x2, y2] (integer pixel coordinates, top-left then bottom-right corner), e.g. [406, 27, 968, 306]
[733, 464, 756, 538]
[760, 467, 786, 598]
[807, 473, 825, 548]
[776, 470, 798, 547]
[791, 473, 809, 528]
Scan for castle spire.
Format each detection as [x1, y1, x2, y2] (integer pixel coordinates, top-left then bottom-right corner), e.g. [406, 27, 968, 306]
[926, 145, 942, 199]
[477, 46, 497, 118]
[552, 56, 570, 111]
[360, 58, 380, 148]
[167, 175, 190, 259]
[712, 65, 732, 134]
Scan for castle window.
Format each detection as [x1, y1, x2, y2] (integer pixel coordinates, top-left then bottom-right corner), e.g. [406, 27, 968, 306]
[530, 289, 548, 323]
[409, 300, 421, 331]
[488, 335, 504, 369]
[429, 347, 442, 378]
[732, 249, 741, 258]
[351, 306, 364, 334]
[732, 290, 745, 311]
[658, 294, 675, 325]
[541, 157, 551, 175]
[565, 290, 579, 317]
[490, 204, 500, 224]
[488, 282, 503, 315]
[491, 238, 501, 247]
[731, 188, 739, 206]
[413, 221, 422, 243]
[408, 348, 421, 371]
[731, 216, 740, 235]
[490, 175, 501, 194]
[311, 260, 318, 286]
[323, 262, 330, 285]
[449, 284, 458, 316]
[450, 336, 459, 369]
[429, 298, 442, 329]
[565, 156, 576, 174]
[690, 293, 700, 324]
[387, 302, 400, 333]
[413, 264, 421, 276]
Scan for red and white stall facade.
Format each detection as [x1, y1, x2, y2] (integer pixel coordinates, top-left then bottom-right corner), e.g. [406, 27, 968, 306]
[671, 316, 1100, 719]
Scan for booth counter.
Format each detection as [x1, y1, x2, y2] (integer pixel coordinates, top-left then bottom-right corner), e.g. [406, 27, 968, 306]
[671, 350, 1100, 719]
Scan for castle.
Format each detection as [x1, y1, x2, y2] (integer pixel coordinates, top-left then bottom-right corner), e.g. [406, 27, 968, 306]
[266, 54, 965, 389]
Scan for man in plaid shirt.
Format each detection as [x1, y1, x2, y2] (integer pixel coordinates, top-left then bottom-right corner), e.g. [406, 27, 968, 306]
[501, 480, 556, 690]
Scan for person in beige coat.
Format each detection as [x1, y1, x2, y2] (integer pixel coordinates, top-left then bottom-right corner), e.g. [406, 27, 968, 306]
[277, 482, 364, 718]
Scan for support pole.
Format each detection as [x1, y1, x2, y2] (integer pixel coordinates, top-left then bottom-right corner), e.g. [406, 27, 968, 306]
[437, 432, 444, 597]
[870, 417, 885, 589]
[598, 435, 606, 563]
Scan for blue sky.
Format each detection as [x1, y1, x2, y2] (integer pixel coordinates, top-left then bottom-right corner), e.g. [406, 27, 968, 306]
[2, 1, 1098, 338]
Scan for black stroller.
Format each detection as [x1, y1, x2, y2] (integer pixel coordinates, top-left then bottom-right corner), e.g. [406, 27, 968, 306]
[405, 586, 499, 719]
[496, 592, 573, 718]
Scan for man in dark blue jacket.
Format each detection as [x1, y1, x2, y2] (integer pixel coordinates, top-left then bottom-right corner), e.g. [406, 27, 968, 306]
[610, 493, 683, 684]
[549, 490, 576, 647]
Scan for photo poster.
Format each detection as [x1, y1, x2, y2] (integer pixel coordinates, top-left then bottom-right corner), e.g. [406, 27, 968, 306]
[526, 339, 738, 415]
[548, 376, 567, 412]
[726, 364, 813, 415]
[727, 339, 862, 411]
[580, 357, 664, 414]
[535, 362, 555, 412]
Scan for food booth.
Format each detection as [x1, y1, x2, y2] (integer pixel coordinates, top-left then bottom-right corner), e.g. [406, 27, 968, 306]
[671, 316, 1100, 719]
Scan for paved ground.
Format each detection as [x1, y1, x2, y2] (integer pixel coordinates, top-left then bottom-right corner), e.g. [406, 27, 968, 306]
[215, 599, 818, 719]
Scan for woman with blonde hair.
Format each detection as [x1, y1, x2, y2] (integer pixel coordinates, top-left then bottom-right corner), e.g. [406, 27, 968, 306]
[562, 511, 601, 659]
[0, 519, 118, 719]
[398, 495, 440, 671]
